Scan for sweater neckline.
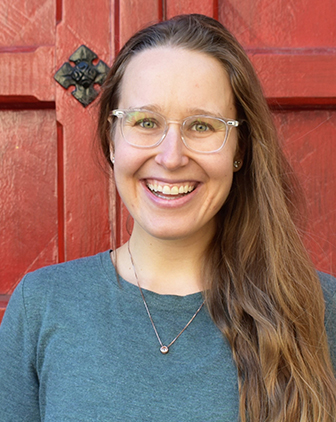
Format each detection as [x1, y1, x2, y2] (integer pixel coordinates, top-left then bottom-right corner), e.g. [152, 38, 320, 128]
[99, 250, 204, 309]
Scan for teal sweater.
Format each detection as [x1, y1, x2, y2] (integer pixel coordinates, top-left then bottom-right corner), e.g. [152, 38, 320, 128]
[0, 251, 335, 421]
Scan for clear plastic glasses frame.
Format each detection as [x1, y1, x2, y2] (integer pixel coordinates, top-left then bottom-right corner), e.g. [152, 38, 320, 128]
[111, 108, 239, 153]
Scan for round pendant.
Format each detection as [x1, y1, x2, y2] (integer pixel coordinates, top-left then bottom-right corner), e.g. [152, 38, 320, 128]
[160, 345, 169, 354]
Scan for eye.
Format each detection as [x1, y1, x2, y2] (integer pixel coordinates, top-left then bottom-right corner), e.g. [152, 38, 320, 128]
[138, 118, 157, 129]
[189, 120, 216, 133]
[125, 111, 162, 130]
[191, 122, 211, 132]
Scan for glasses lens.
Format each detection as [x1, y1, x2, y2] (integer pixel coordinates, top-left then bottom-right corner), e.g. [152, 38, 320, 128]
[121, 110, 165, 147]
[182, 116, 228, 152]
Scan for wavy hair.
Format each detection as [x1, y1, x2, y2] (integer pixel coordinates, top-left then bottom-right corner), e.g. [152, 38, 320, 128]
[98, 14, 336, 421]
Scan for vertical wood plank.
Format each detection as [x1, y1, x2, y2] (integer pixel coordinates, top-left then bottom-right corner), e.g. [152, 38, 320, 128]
[0, 110, 58, 293]
[55, 0, 113, 260]
[166, 0, 216, 18]
[119, 0, 161, 45]
[274, 110, 336, 275]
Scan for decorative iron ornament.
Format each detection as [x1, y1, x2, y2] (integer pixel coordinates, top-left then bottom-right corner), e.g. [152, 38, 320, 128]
[54, 45, 110, 107]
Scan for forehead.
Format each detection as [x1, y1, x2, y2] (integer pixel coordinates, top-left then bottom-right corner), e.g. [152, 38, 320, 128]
[119, 47, 235, 116]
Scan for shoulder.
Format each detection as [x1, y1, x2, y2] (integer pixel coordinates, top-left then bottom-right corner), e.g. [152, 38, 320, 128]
[21, 250, 113, 295]
[318, 271, 336, 327]
[318, 271, 336, 367]
[318, 271, 336, 313]
[9, 251, 115, 325]
[2, 251, 116, 344]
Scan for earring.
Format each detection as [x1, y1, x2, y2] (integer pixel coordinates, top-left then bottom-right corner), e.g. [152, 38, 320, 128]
[233, 160, 241, 169]
[111, 155, 115, 165]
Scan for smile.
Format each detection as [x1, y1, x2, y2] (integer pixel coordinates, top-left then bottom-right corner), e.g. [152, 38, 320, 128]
[146, 180, 197, 198]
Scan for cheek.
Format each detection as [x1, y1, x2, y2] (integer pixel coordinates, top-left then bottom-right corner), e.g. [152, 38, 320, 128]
[113, 140, 149, 194]
[209, 153, 235, 181]
[203, 159, 235, 202]
[113, 134, 133, 172]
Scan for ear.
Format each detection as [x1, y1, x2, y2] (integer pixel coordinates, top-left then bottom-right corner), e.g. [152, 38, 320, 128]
[109, 146, 115, 165]
[233, 158, 242, 172]
[233, 146, 244, 172]
[233, 135, 246, 172]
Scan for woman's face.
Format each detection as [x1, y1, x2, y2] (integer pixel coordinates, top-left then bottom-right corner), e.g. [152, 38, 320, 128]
[112, 47, 241, 243]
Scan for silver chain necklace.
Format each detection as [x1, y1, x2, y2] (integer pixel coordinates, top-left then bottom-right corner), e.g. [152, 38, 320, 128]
[127, 241, 205, 354]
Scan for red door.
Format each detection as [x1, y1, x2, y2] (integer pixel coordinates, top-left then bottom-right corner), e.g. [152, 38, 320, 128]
[0, 0, 113, 320]
[219, 0, 336, 274]
[1, 0, 335, 321]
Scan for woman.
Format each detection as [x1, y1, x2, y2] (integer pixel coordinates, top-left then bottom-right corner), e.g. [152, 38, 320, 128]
[0, 14, 336, 422]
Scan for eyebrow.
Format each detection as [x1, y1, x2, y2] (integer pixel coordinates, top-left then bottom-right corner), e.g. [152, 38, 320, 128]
[131, 104, 224, 119]
[186, 107, 223, 117]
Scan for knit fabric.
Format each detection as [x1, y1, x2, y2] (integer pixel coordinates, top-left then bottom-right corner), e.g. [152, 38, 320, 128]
[0, 251, 335, 421]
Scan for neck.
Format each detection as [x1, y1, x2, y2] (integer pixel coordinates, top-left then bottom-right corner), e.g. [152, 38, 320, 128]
[114, 223, 214, 295]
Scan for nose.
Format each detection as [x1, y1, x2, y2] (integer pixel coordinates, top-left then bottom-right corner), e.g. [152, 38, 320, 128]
[154, 123, 189, 170]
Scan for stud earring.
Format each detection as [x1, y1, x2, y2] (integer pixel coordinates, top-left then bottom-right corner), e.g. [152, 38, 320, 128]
[233, 160, 241, 169]
[111, 155, 115, 165]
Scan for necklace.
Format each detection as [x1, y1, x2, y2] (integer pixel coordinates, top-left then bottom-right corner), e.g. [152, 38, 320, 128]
[127, 241, 205, 354]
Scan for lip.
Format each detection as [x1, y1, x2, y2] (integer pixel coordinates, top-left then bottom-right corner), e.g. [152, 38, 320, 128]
[141, 178, 200, 208]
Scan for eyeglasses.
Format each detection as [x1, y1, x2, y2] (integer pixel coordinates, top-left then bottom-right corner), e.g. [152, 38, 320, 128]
[111, 109, 239, 153]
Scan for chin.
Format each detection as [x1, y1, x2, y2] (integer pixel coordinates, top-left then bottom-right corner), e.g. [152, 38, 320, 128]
[140, 219, 216, 243]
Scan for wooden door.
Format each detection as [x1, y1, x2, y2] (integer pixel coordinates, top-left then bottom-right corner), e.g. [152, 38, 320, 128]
[218, 0, 336, 274]
[1, 0, 335, 321]
[0, 0, 113, 320]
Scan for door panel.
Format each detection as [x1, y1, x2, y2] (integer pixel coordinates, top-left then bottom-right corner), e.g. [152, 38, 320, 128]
[0, 110, 57, 292]
[0, 47, 55, 102]
[274, 109, 336, 274]
[219, 0, 336, 48]
[0, 0, 55, 46]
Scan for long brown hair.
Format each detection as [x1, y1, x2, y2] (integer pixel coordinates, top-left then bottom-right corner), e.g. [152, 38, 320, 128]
[98, 14, 336, 421]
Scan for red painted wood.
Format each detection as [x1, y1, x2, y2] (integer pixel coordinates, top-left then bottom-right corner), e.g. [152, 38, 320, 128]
[0, 0, 58, 323]
[166, 0, 216, 18]
[57, 122, 65, 262]
[250, 52, 336, 104]
[0, 298, 8, 323]
[0, 0, 55, 47]
[0, 47, 55, 102]
[219, 0, 336, 48]
[0, 0, 114, 321]
[55, 0, 112, 260]
[217, 0, 336, 275]
[0, 110, 58, 293]
[119, 0, 161, 45]
[274, 110, 336, 275]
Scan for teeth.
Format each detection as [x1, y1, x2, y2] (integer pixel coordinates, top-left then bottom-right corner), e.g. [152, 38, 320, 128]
[147, 181, 195, 196]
